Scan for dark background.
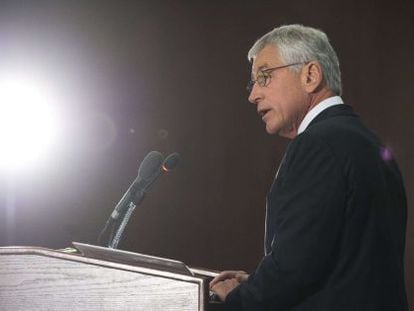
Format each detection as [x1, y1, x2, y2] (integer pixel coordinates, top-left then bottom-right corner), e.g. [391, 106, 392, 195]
[0, 0, 413, 307]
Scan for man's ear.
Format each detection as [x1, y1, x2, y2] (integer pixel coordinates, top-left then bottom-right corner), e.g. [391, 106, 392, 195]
[301, 61, 323, 93]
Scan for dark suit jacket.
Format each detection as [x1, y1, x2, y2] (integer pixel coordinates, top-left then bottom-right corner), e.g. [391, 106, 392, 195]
[225, 104, 408, 310]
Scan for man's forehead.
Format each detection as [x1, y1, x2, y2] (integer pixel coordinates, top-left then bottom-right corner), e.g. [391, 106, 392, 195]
[251, 44, 280, 74]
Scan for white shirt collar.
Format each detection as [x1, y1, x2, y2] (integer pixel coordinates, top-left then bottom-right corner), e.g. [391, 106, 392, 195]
[297, 96, 344, 135]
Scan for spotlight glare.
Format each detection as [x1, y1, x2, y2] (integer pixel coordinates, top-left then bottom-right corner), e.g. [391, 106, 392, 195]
[0, 77, 60, 171]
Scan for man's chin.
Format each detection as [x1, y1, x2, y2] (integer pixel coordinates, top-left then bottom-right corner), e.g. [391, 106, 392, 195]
[265, 124, 278, 135]
[265, 121, 283, 135]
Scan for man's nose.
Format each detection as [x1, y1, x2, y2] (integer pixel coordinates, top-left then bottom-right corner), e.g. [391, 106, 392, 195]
[248, 83, 262, 104]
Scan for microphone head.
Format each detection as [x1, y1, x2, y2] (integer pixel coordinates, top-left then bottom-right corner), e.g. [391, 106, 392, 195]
[162, 152, 180, 172]
[138, 151, 164, 180]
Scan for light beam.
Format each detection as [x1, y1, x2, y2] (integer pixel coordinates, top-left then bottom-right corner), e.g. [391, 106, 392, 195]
[0, 75, 60, 172]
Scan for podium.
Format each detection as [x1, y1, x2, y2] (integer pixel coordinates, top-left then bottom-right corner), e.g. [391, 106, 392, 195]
[0, 244, 223, 310]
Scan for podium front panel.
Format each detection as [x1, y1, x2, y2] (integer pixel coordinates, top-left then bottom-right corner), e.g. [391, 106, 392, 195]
[0, 248, 206, 311]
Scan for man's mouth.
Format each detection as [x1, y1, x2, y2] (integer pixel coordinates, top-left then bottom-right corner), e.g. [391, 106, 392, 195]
[258, 109, 271, 119]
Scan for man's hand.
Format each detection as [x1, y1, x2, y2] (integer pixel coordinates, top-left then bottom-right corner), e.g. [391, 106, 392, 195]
[209, 270, 249, 301]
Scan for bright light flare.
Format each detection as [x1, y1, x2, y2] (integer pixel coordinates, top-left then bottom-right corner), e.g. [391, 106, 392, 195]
[0, 77, 60, 171]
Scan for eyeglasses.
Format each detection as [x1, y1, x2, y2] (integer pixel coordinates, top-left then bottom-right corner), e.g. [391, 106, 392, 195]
[246, 62, 305, 92]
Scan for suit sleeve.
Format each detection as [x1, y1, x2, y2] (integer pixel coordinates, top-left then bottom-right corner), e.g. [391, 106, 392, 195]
[224, 133, 346, 310]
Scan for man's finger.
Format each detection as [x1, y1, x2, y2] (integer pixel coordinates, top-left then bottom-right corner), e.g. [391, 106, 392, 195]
[209, 270, 247, 288]
[209, 271, 238, 288]
[235, 272, 249, 283]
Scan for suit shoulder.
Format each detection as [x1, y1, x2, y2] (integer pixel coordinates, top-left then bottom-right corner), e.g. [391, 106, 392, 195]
[301, 114, 381, 150]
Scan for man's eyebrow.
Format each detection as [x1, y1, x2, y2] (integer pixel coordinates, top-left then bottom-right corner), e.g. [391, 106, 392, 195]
[257, 64, 269, 71]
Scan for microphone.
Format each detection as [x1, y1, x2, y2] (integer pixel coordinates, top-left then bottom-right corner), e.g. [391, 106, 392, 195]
[162, 152, 180, 172]
[109, 151, 163, 221]
[143, 152, 180, 189]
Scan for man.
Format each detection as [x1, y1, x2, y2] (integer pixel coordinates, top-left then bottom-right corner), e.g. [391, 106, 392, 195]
[210, 25, 408, 310]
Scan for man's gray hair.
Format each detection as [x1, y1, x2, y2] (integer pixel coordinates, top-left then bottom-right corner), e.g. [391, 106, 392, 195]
[248, 24, 342, 96]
